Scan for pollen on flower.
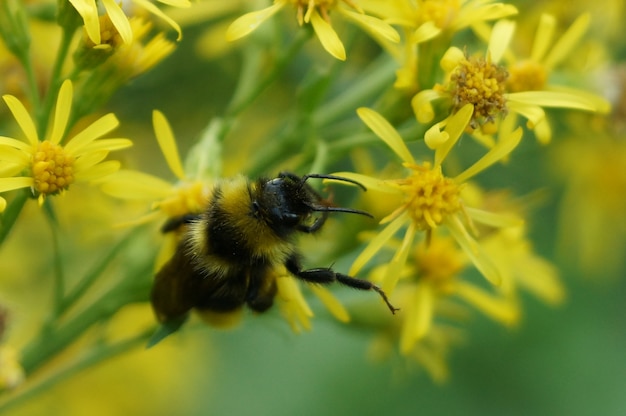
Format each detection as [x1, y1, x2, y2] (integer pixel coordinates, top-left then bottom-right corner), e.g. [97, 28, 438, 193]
[398, 163, 463, 231]
[417, 0, 461, 28]
[450, 55, 509, 128]
[414, 237, 465, 291]
[31, 141, 75, 195]
[507, 60, 547, 92]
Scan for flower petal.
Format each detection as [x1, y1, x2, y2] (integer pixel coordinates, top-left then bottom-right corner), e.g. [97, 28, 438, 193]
[2, 95, 38, 145]
[134, 0, 184, 41]
[329, 172, 401, 194]
[454, 281, 519, 325]
[81, 138, 133, 153]
[488, 19, 516, 63]
[64, 113, 120, 155]
[308, 285, 350, 323]
[411, 89, 446, 123]
[413, 21, 441, 43]
[465, 207, 524, 228]
[99, 170, 173, 200]
[509, 90, 603, 112]
[338, 8, 400, 43]
[226, 3, 283, 41]
[49, 80, 73, 145]
[434, 103, 473, 167]
[531, 14, 556, 63]
[69, 0, 100, 44]
[350, 211, 408, 276]
[0, 177, 33, 192]
[76, 160, 121, 181]
[381, 222, 416, 293]
[454, 126, 522, 183]
[0, 136, 30, 151]
[73, 150, 109, 172]
[102, 0, 133, 44]
[0, 145, 30, 166]
[153, 110, 185, 180]
[357, 108, 415, 164]
[543, 13, 590, 70]
[310, 9, 346, 61]
[446, 214, 502, 286]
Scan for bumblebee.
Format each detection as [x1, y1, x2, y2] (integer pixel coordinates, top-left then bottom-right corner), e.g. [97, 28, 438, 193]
[151, 172, 398, 332]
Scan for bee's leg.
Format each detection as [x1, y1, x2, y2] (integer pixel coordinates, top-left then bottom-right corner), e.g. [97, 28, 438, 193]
[246, 267, 277, 312]
[285, 255, 399, 314]
[297, 211, 328, 233]
[161, 214, 201, 233]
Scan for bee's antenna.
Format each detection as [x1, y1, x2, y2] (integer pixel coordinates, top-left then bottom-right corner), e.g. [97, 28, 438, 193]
[301, 173, 368, 192]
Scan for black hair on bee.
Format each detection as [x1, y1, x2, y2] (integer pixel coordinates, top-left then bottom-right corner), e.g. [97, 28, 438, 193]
[150, 172, 398, 337]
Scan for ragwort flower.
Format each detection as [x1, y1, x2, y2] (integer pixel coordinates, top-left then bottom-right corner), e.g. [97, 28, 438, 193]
[413, 19, 610, 142]
[334, 103, 522, 293]
[226, 0, 400, 61]
[0, 80, 132, 210]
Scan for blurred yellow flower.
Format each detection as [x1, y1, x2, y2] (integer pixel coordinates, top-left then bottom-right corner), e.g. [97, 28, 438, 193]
[333, 103, 522, 293]
[226, 0, 400, 61]
[0, 344, 24, 390]
[0, 80, 132, 210]
[413, 19, 610, 140]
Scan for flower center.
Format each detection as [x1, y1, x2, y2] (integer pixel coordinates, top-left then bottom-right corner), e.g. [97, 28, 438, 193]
[414, 237, 464, 290]
[156, 181, 210, 218]
[31, 141, 75, 195]
[88, 14, 125, 49]
[398, 163, 462, 230]
[507, 60, 547, 92]
[417, 0, 460, 28]
[449, 55, 509, 128]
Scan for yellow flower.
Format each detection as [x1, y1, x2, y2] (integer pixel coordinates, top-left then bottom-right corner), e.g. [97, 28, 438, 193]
[413, 19, 610, 142]
[226, 0, 400, 61]
[69, 0, 190, 46]
[552, 135, 626, 280]
[333, 103, 522, 292]
[0, 80, 132, 210]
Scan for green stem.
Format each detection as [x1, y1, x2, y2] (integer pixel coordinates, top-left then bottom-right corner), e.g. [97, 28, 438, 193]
[20, 260, 152, 375]
[0, 190, 29, 247]
[43, 200, 65, 319]
[0, 328, 154, 414]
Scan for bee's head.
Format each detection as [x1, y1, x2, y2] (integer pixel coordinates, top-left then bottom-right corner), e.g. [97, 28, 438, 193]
[253, 172, 372, 236]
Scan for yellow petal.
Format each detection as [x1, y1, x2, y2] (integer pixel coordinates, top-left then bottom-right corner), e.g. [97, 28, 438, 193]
[440, 46, 465, 72]
[454, 281, 519, 325]
[509, 90, 603, 112]
[488, 19, 515, 63]
[0, 136, 30, 151]
[506, 100, 545, 125]
[0, 196, 6, 212]
[76, 160, 121, 181]
[308, 285, 350, 323]
[454, 126, 522, 183]
[310, 9, 346, 61]
[381, 222, 416, 294]
[81, 138, 133, 153]
[452, 4, 518, 31]
[0, 145, 30, 166]
[445, 214, 502, 286]
[531, 14, 556, 63]
[465, 207, 524, 228]
[64, 113, 120, 155]
[73, 150, 108, 172]
[413, 282, 435, 340]
[102, 0, 133, 44]
[411, 89, 445, 123]
[357, 107, 415, 164]
[100, 170, 173, 200]
[434, 103, 473, 167]
[413, 21, 441, 43]
[399, 286, 419, 354]
[424, 122, 449, 150]
[134, 0, 184, 41]
[543, 13, 590, 70]
[338, 8, 400, 43]
[350, 211, 408, 276]
[328, 172, 401, 194]
[157, 0, 191, 6]
[226, 3, 283, 41]
[153, 110, 185, 180]
[69, 0, 100, 44]
[2, 95, 38, 145]
[0, 177, 33, 192]
[49, 80, 73, 145]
